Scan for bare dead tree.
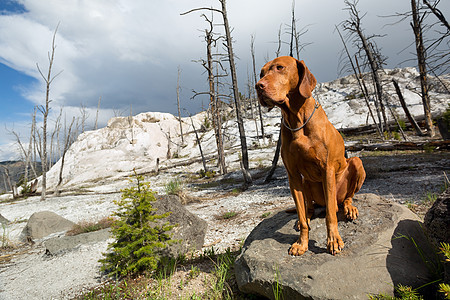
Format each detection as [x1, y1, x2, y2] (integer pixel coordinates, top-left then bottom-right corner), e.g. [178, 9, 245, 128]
[95, 96, 101, 130]
[335, 25, 383, 138]
[342, 0, 389, 133]
[49, 108, 62, 169]
[190, 13, 228, 174]
[9, 129, 36, 183]
[411, 0, 435, 136]
[176, 66, 184, 145]
[423, 0, 450, 31]
[79, 103, 89, 134]
[186, 111, 208, 174]
[182, 0, 251, 183]
[251, 34, 265, 144]
[1, 166, 15, 197]
[276, 24, 282, 57]
[36, 23, 63, 200]
[392, 79, 424, 135]
[218, 0, 251, 184]
[54, 116, 75, 196]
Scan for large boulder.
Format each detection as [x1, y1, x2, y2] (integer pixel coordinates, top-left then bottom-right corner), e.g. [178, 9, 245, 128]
[424, 189, 450, 245]
[235, 194, 434, 299]
[154, 195, 207, 257]
[21, 211, 75, 241]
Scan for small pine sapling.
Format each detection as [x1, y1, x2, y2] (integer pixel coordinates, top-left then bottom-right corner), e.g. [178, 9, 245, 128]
[100, 172, 176, 278]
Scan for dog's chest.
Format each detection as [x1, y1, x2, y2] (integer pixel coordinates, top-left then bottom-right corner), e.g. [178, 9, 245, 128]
[282, 135, 326, 181]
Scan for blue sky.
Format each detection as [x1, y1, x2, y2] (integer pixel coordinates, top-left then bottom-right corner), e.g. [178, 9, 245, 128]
[0, 0, 448, 161]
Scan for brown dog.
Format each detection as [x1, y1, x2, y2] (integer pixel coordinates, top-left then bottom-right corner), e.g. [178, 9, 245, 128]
[256, 56, 366, 256]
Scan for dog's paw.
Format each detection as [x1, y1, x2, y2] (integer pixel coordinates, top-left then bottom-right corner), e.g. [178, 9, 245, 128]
[289, 242, 308, 256]
[344, 204, 359, 220]
[327, 234, 344, 256]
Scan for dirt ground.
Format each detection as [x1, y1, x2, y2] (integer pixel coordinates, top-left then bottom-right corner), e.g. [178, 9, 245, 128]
[359, 151, 449, 200]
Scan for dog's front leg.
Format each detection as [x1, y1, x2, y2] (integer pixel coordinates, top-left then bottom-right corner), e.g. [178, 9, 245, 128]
[324, 168, 344, 255]
[287, 174, 309, 256]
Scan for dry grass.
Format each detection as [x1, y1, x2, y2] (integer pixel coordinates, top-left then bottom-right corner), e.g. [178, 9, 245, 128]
[66, 217, 114, 236]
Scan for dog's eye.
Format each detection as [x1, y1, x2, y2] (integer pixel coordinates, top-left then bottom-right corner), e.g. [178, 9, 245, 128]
[276, 65, 284, 71]
[259, 71, 264, 78]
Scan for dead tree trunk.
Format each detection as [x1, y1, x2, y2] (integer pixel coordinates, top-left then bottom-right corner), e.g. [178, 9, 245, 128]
[54, 116, 75, 196]
[265, 130, 282, 182]
[36, 24, 62, 200]
[188, 114, 208, 173]
[219, 0, 252, 185]
[251, 35, 265, 144]
[335, 25, 383, 138]
[423, 0, 450, 31]
[411, 0, 435, 136]
[343, 0, 388, 132]
[176, 66, 184, 145]
[392, 79, 424, 136]
[95, 96, 101, 130]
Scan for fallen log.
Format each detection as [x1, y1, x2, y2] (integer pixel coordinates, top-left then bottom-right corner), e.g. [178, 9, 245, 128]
[346, 140, 450, 151]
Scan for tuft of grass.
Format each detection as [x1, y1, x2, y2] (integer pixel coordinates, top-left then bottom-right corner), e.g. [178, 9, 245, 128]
[165, 178, 183, 195]
[66, 217, 114, 236]
[221, 211, 237, 220]
[261, 212, 271, 218]
[272, 265, 284, 300]
[424, 191, 438, 204]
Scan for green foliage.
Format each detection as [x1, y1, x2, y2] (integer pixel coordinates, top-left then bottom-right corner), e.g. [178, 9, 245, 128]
[164, 178, 183, 195]
[100, 173, 176, 278]
[261, 212, 271, 218]
[424, 191, 438, 204]
[222, 211, 237, 220]
[272, 265, 284, 300]
[203, 116, 211, 130]
[438, 283, 450, 299]
[397, 119, 407, 131]
[392, 131, 402, 141]
[423, 143, 436, 153]
[212, 248, 235, 299]
[197, 169, 216, 179]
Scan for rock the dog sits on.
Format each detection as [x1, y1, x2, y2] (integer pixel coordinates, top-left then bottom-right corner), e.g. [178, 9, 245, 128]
[256, 56, 366, 256]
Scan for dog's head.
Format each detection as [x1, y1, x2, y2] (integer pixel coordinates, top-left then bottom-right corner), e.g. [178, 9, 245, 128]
[255, 56, 316, 110]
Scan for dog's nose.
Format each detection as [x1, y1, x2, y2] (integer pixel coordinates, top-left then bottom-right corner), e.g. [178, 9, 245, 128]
[255, 81, 265, 91]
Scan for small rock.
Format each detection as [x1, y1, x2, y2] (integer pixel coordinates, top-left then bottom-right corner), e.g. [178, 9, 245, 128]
[44, 228, 111, 255]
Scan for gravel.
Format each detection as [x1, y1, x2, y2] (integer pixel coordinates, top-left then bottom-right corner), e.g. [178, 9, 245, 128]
[0, 151, 448, 299]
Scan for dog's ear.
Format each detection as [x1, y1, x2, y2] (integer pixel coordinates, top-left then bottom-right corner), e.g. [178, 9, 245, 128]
[296, 60, 317, 99]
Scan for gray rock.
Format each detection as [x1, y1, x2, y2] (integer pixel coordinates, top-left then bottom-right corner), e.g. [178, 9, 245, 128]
[154, 195, 207, 257]
[44, 228, 111, 255]
[235, 193, 434, 300]
[21, 211, 76, 241]
[424, 189, 450, 244]
[424, 189, 450, 284]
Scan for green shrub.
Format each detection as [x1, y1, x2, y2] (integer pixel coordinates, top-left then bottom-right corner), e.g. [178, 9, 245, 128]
[164, 178, 183, 195]
[100, 173, 176, 278]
